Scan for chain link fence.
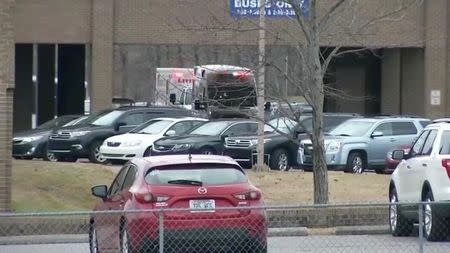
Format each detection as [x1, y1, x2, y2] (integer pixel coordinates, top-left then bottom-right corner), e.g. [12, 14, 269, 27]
[0, 202, 449, 253]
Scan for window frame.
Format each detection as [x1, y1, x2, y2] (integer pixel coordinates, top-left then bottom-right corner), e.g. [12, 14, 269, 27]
[108, 165, 130, 197]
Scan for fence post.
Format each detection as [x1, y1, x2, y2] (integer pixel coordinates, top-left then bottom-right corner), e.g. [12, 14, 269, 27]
[418, 203, 424, 253]
[159, 208, 164, 253]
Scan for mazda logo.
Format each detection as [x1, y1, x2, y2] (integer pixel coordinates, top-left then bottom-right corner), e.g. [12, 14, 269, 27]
[197, 187, 207, 194]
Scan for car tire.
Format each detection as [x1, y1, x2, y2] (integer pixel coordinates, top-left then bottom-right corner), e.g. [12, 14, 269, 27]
[423, 190, 449, 241]
[389, 187, 414, 237]
[199, 147, 215, 155]
[89, 221, 100, 253]
[120, 221, 136, 253]
[270, 149, 289, 171]
[345, 151, 365, 174]
[143, 146, 152, 157]
[43, 144, 58, 162]
[89, 140, 107, 164]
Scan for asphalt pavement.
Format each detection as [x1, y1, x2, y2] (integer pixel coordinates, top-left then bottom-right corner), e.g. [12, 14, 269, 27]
[1, 235, 449, 253]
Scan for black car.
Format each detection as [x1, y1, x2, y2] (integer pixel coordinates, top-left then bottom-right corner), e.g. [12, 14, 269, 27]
[223, 113, 360, 171]
[12, 115, 86, 161]
[47, 106, 198, 163]
[152, 119, 258, 156]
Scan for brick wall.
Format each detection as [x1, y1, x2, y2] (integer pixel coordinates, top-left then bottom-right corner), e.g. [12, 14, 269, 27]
[91, 0, 114, 112]
[15, 0, 91, 43]
[424, 0, 448, 118]
[0, 0, 15, 212]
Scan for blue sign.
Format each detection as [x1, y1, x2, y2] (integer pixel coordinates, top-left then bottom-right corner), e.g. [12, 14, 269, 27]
[230, 0, 309, 18]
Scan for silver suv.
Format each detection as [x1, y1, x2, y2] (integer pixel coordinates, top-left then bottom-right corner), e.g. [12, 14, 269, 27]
[297, 116, 430, 173]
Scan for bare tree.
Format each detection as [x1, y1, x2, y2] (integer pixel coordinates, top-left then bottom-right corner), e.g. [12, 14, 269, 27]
[269, 0, 422, 204]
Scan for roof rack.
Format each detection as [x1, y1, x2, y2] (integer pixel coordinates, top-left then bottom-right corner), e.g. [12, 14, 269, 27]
[432, 118, 450, 123]
[370, 114, 421, 118]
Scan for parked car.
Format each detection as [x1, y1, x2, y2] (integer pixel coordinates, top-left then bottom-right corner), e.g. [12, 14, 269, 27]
[265, 102, 313, 120]
[382, 145, 411, 174]
[298, 116, 431, 173]
[89, 155, 267, 252]
[99, 117, 207, 164]
[12, 115, 85, 161]
[48, 106, 198, 163]
[223, 113, 358, 170]
[388, 120, 450, 241]
[152, 119, 257, 156]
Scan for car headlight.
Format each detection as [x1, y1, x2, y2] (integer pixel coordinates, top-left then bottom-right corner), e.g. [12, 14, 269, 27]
[22, 135, 43, 142]
[250, 139, 272, 146]
[326, 141, 341, 153]
[71, 131, 90, 137]
[123, 140, 142, 147]
[173, 143, 192, 151]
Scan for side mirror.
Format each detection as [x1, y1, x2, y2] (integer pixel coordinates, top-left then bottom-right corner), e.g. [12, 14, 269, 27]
[115, 122, 127, 131]
[165, 130, 176, 136]
[169, 93, 176, 104]
[221, 135, 229, 141]
[371, 131, 383, 138]
[392, 150, 405, 160]
[91, 185, 108, 198]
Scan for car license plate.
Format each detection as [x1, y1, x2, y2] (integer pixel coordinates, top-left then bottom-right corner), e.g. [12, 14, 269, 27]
[189, 199, 215, 212]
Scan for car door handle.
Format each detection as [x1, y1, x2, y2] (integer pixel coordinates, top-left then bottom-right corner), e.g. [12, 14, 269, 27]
[422, 163, 428, 167]
[406, 165, 412, 169]
[389, 138, 396, 142]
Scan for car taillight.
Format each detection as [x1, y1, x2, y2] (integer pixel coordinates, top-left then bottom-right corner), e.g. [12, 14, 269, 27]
[135, 193, 171, 203]
[441, 159, 450, 179]
[234, 191, 261, 200]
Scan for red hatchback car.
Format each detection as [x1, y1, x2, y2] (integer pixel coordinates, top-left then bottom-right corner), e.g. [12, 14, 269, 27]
[89, 155, 267, 253]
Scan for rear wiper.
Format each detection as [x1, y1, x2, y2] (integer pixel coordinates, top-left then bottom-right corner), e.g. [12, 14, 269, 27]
[336, 134, 351, 136]
[167, 179, 203, 186]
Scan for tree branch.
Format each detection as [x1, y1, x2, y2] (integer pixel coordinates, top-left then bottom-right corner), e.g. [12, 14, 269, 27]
[318, 0, 347, 30]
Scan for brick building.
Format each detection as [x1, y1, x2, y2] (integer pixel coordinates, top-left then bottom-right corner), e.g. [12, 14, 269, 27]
[8, 0, 450, 132]
[1, 0, 450, 211]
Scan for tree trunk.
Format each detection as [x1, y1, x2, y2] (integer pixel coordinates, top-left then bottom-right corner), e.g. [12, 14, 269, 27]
[309, 0, 329, 204]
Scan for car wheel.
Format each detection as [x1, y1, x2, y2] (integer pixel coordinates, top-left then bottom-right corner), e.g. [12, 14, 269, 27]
[43, 144, 58, 162]
[389, 187, 413, 236]
[270, 149, 289, 171]
[89, 221, 100, 253]
[423, 190, 449, 241]
[345, 152, 365, 174]
[143, 146, 152, 157]
[89, 141, 107, 164]
[200, 147, 215, 155]
[120, 221, 135, 253]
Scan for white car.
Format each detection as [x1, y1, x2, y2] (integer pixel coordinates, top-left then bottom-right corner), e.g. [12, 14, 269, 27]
[389, 120, 450, 241]
[100, 117, 207, 163]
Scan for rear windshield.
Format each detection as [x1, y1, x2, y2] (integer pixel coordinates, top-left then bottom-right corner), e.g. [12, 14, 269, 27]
[145, 166, 247, 186]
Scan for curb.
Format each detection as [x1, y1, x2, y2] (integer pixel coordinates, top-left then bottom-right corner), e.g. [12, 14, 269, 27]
[0, 234, 88, 245]
[0, 226, 391, 245]
[268, 227, 308, 237]
[334, 225, 390, 235]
